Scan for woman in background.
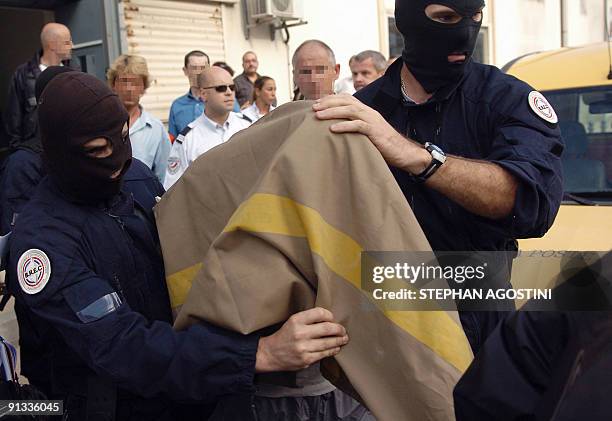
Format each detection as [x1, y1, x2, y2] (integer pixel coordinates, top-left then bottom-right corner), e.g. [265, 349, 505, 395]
[243, 76, 276, 123]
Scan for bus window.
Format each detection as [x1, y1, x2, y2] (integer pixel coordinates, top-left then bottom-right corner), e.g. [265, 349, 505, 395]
[545, 87, 612, 196]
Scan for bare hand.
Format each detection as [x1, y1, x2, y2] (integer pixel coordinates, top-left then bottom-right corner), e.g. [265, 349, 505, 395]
[255, 307, 349, 373]
[313, 94, 430, 174]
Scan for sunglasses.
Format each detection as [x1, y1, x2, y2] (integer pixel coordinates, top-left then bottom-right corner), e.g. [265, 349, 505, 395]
[202, 84, 236, 93]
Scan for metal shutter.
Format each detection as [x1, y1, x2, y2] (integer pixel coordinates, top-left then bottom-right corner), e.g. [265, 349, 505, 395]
[123, 0, 226, 122]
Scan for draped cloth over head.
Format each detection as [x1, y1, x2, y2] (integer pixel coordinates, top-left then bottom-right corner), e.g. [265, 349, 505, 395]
[155, 101, 473, 421]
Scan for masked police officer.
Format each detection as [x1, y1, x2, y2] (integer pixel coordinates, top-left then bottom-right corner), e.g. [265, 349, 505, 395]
[314, 0, 563, 352]
[7, 71, 349, 420]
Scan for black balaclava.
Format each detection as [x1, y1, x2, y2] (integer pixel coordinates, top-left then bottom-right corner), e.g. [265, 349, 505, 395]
[37, 71, 132, 203]
[395, 0, 484, 94]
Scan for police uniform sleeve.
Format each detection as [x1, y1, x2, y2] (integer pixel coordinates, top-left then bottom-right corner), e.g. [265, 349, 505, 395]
[163, 127, 190, 190]
[453, 312, 568, 420]
[487, 87, 564, 238]
[8, 236, 257, 402]
[1, 152, 43, 233]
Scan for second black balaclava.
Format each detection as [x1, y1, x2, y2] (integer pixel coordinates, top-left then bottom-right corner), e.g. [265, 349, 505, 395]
[395, 0, 485, 93]
[37, 71, 132, 203]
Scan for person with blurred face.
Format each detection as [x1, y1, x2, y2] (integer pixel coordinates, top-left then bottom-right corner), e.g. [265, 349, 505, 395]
[108, 54, 171, 183]
[168, 50, 210, 139]
[164, 67, 251, 188]
[234, 51, 260, 108]
[350, 50, 387, 91]
[292, 40, 340, 101]
[4, 22, 74, 152]
[242, 76, 277, 122]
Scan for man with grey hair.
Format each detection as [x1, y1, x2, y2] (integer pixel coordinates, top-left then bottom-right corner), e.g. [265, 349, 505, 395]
[4, 22, 74, 152]
[350, 50, 387, 91]
[292, 40, 340, 101]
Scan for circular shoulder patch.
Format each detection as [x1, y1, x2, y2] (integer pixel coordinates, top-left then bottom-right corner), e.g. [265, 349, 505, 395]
[167, 156, 180, 175]
[17, 249, 52, 295]
[528, 91, 558, 124]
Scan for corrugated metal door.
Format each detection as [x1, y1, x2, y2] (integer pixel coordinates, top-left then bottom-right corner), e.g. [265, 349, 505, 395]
[123, 0, 225, 122]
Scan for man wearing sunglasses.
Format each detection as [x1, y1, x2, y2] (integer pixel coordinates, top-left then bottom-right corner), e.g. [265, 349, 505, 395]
[164, 66, 252, 189]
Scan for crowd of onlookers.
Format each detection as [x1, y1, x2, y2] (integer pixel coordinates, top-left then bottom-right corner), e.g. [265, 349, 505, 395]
[2, 22, 396, 195]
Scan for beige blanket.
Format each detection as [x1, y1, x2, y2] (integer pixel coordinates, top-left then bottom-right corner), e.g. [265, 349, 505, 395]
[155, 101, 473, 420]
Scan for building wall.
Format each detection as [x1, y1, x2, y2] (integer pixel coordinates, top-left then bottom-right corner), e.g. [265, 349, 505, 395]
[492, 0, 605, 68]
[564, 0, 606, 47]
[222, 0, 382, 104]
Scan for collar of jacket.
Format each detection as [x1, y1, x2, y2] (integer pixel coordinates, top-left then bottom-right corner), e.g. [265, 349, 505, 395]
[374, 58, 471, 114]
[26, 50, 43, 78]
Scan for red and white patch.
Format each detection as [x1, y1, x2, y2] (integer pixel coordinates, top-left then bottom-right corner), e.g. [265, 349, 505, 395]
[167, 157, 180, 175]
[528, 91, 558, 124]
[17, 249, 51, 295]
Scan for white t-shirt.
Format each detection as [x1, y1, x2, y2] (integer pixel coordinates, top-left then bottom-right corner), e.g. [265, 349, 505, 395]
[164, 112, 252, 189]
[242, 103, 276, 123]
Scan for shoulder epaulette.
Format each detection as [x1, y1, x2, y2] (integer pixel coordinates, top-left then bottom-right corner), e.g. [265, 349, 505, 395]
[176, 125, 193, 144]
[240, 114, 253, 123]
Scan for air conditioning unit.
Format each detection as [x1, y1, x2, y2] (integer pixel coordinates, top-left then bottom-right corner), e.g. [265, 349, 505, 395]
[247, 0, 304, 22]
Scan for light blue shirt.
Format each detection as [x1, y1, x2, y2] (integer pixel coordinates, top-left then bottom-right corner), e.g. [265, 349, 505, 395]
[129, 108, 171, 184]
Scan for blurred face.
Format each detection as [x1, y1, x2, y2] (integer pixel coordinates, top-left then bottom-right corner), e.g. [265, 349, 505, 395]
[113, 73, 145, 109]
[200, 71, 236, 115]
[351, 58, 384, 91]
[257, 80, 276, 106]
[242, 53, 259, 74]
[52, 28, 73, 61]
[294, 46, 340, 100]
[183, 55, 209, 87]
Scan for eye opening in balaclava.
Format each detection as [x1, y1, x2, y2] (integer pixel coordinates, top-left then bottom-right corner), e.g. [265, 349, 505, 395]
[37, 71, 132, 203]
[423, 3, 483, 26]
[395, 0, 485, 94]
[82, 120, 131, 180]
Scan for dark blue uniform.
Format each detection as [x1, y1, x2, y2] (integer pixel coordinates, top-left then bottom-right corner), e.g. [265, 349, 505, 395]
[7, 170, 258, 419]
[355, 59, 564, 350]
[0, 149, 44, 235]
[1, 155, 171, 397]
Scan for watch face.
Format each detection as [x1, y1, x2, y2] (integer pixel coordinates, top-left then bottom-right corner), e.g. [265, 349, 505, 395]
[431, 150, 446, 163]
[429, 144, 444, 154]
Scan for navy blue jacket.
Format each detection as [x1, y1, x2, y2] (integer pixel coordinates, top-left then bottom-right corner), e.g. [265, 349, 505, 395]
[0, 154, 160, 235]
[355, 59, 564, 252]
[454, 311, 612, 420]
[0, 149, 43, 235]
[7, 172, 257, 418]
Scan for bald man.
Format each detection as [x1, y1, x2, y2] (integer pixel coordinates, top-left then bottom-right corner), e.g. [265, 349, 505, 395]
[292, 40, 340, 101]
[164, 67, 252, 188]
[4, 23, 74, 152]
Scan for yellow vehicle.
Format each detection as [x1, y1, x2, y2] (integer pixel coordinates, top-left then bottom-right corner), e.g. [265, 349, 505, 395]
[504, 42, 612, 251]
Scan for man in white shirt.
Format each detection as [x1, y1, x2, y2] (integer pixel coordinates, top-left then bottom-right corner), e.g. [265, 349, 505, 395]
[164, 67, 251, 189]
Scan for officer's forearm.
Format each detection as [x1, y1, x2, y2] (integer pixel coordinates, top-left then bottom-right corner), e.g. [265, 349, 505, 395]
[422, 155, 518, 220]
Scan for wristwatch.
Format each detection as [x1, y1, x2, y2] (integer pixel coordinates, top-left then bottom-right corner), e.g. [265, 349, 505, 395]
[412, 142, 447, 183]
